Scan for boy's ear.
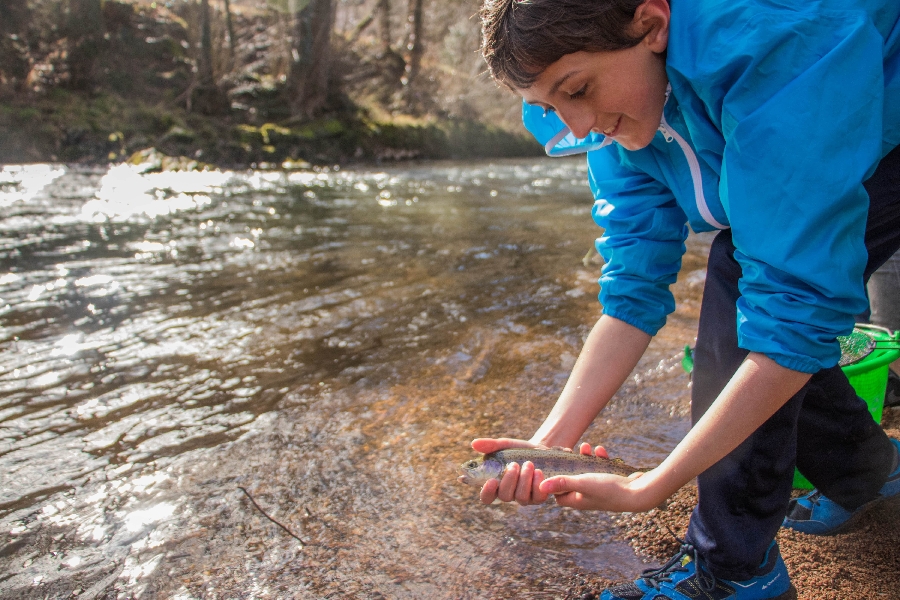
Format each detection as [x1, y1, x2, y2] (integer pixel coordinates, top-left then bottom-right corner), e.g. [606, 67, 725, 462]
[632, 0, 670, 53]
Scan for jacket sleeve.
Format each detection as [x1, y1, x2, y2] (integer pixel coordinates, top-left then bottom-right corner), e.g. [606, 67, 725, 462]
[588, 146, 689, 336]
[711, 10, 884, 372]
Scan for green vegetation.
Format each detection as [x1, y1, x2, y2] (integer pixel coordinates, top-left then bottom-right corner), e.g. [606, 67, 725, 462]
[0, 0, 540, 166]
[0, 93, 539, 165]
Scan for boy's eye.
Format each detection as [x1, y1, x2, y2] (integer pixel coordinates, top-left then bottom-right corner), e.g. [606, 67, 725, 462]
[569, 86, 587, 100]
[543, 107, 556, 115]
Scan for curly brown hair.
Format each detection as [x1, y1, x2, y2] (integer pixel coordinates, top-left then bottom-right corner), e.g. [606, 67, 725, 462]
[480, 0, 649, 89]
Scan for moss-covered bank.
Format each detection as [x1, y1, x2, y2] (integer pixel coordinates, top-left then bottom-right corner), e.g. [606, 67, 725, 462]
[0, 91, 542, 166]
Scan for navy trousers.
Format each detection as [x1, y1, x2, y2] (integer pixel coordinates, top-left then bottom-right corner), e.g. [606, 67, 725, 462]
[685, 143, 900, 582]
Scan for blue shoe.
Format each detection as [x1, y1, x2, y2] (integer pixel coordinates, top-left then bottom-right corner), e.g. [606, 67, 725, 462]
[783, 437, 900, 536]
[600, 541, 796, 600]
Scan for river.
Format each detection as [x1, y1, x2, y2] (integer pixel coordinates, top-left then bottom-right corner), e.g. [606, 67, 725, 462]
[0, 159, 711, 599]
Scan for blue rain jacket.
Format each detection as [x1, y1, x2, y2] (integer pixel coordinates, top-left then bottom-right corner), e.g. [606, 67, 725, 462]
[523, 0, 900, 373]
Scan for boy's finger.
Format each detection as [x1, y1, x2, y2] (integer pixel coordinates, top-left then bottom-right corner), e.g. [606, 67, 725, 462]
[471, 438, 534, 453]
[515, 461, 535, 503]
[552, 491, 584, 509]
[538, 474, 571, 495]
[479, 478, 499, 505]
[531, 469, 548, 503]
[577, 443, 609, 458]
[497, 462, 520, 502]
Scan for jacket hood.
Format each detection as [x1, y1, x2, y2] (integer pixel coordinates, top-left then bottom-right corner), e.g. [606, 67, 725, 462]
[522, 101, 613, 156]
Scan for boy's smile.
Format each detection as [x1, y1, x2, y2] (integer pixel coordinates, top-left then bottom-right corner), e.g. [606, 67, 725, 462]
[515, 0, 670, 151]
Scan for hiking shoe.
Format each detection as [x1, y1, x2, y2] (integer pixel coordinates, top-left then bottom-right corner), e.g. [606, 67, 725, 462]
[885, 369, 900, 408]
[600, 541, 796, 600]
[783, 437, 900, 536]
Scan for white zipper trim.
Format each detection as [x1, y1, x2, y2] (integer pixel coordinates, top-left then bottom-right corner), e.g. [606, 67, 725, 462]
[545, 125, 614, 157]
[658, 108, 729, 230]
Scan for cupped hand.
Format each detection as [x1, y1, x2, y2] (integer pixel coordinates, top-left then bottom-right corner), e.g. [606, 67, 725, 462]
[470, 438, 610, 506]
[539, 469, 663, 512]
[477, 460, 548, 505]
[471, 438, 546, 505]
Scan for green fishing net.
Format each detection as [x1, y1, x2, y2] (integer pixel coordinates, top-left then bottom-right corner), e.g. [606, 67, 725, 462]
[837, 329, 877, 367]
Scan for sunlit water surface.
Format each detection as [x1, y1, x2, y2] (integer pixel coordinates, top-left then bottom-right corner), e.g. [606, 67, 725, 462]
[0, 160, 712, 599]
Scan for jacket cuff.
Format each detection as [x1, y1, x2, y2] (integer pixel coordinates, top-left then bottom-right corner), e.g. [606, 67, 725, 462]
[601, 307, 662, 338]
[750, 349, 829, 375]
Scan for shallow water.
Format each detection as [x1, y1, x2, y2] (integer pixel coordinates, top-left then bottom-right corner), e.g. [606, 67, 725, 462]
[0, 159, 711, 599]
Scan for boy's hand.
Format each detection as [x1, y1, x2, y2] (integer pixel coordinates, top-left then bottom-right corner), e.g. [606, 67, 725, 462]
[539, 468, 663, 512]
[471, 438, 609, 506]
[471, 438, 546, 505]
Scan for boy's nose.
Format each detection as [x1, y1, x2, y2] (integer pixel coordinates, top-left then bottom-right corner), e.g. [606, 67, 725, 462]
[556, 108, 595, 140]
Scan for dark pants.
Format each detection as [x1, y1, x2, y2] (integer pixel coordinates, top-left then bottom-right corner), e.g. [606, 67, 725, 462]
[868, 250, 900, 330]
[685, 144, 900, 582]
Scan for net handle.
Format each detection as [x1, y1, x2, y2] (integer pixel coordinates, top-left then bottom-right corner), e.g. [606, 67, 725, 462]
[854, 323, 898, 339]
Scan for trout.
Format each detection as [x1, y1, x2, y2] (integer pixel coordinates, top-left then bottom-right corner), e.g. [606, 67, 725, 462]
[457, 448, 645, 487]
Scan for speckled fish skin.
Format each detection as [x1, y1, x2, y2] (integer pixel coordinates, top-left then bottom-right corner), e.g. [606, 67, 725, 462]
[457, 448, 644, 487]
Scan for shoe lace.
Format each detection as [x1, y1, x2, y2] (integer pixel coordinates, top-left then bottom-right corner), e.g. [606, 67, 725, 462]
[639, 535, 718, 594]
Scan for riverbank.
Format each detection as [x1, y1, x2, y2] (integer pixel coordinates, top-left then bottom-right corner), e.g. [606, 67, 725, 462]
[0, 92, 541, 166]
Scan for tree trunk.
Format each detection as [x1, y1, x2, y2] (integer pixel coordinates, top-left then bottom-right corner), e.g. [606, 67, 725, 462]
[0, 0, 31, 96]
[349, 0, 391, 56]
[286, 0, 333, 119]
[402, 0, 423, 107]
[377, 0, 391, 55]
[67, 0, 104, 91]
[191, 0, 229, 114]
[198, 0, 215, 85]
[222, 0, 236, 61]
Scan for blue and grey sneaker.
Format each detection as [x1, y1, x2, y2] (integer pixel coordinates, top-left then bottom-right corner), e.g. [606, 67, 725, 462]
[600, 541, 796, 600]
[783, 437, 900, 536]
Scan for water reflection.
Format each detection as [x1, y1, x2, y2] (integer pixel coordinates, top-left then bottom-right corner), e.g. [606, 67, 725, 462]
[0, 165, 66, 207]
[0, 159, 707, 598]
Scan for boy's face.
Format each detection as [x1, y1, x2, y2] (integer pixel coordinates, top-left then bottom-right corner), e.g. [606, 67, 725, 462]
[515, 1, 670, 151]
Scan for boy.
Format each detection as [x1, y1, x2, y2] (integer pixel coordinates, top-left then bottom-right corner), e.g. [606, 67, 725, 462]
[472, 0, 900, 598]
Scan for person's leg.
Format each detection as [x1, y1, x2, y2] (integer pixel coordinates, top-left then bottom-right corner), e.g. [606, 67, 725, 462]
[598, 230, 798, 599]
[860, 143, 900, 279]
[688, 229, 746, 412]
[783, 145, 900, 534]
[867, 251, 900, 330]
[792, 367, 894, 509]
[866, 148, 900, 409]
[792, 144, 900, 505]
[867, 249, 900, 407]
[686, 229, 802, 580]
[687, 227, 897, 576]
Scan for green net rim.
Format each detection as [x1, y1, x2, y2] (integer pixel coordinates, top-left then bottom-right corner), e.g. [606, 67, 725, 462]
[842, 325, 900, 377]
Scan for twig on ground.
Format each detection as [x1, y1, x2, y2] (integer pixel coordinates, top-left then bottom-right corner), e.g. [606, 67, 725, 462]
[237, 486, 309, 547]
